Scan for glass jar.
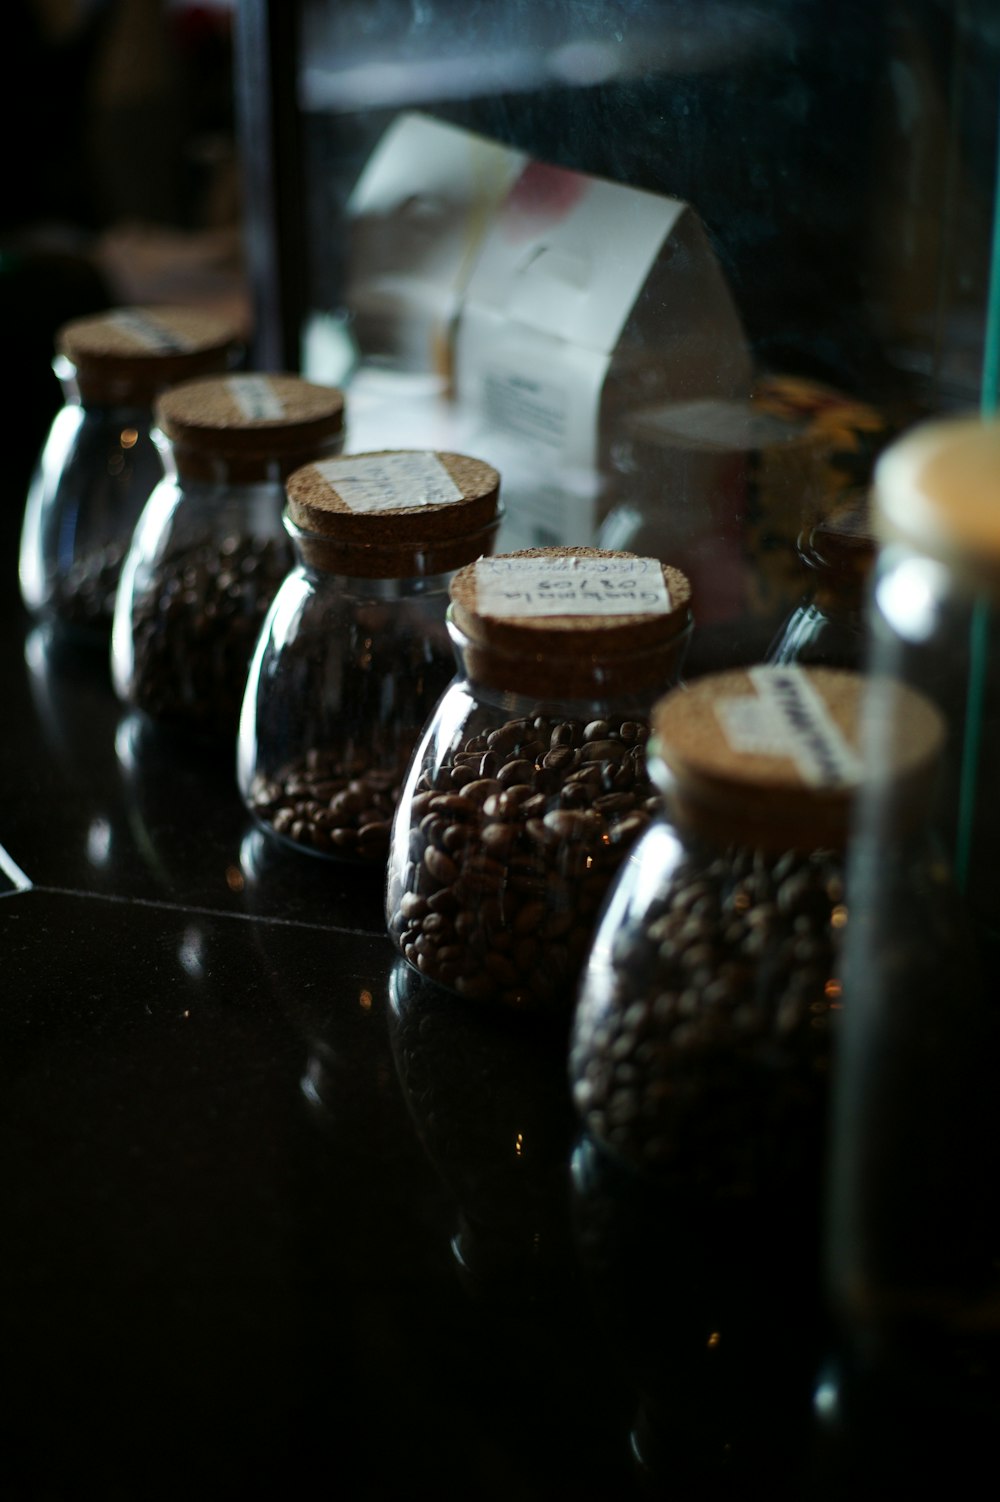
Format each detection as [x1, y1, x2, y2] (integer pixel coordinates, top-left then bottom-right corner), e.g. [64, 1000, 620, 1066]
[19, 305, 243, 637]
[238, 449, 502, 864]
[596, 375, 887, 674]
[766, 488, 876, 670]
[111, 372, 345, 740]
[385, 546, 693, 1016]
[819, 415, 1000, 1488]
[567, 664, 944, 1488]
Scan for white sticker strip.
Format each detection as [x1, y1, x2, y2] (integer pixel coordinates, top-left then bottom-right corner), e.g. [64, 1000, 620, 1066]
[107, 309, 194, 352]
[313, 453, 464, 511]
[474, 555, 671, 617]
[226, 375, 286, 420]
[715, 666, 863, 787]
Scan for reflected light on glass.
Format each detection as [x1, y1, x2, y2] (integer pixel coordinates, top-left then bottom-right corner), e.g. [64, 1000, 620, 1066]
[178, 925, 205, 979]
[359, 989, 372, 1010]
[225, 864, 245, 893]
[120, 428, 139, 449]
[874, 554, 948, 644]
[814, 1378, 839, 1420]
[86, 816, 112, 867]
[301, 1055, 324, 1108]
[549, 40, 619, 85]
[115, 714, 141, 772]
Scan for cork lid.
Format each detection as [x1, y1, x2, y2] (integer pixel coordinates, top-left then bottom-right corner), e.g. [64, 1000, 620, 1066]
[56, 305, 243, 405]
[284, 450, 500, 577]
[874, 415, 1000, 590]
[155, 373, 345, 482]
[649, 665, 944, 852]
[449, 547, 693, 697]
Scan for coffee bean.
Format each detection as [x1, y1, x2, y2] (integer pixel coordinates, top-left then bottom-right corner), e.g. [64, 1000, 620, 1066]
[249, 757, 403, 863]
[50, 541, 129, 630]
[125, 532, 291, 736]
[389, 711, 657, 1013]
[569, 845, 845, 1195]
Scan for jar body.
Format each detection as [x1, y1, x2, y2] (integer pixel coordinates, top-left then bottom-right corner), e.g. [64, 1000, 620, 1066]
[571, 817, 844, 1195]
[238, 563, 458, 863]
[19, 373, 163, 635]
[817, 565, 1000, 1484]
[385, 665, 682, 1015]
[568, 815, 847, 1484]
[111, 471, 292, 738]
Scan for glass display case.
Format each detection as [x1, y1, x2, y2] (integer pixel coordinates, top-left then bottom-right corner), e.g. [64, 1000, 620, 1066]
[234, 0, 999, 672]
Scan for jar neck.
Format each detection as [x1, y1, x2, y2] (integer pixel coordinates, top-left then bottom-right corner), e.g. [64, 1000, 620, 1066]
[288, 556, 456, 602]
[447, 615, 691, 711]
[284, 513, 502, 582]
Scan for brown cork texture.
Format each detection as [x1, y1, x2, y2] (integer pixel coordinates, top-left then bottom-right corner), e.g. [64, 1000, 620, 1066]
[875, 416, 1000, 590]
[649, 666, 944, 851]
[285, 451, 500, 545]
[57, 306, 244, 404]
[448, 547, 693, 699]
[155, 373, 346, 481]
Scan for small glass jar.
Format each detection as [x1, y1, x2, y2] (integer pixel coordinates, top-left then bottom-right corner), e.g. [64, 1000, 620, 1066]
[766, 489, 876, 670]
[385, 546, 693, 1015]
[111, 372, 345, 740]
[567, 664, 944, 1485]
[238, 449, 502, 864]
[19, 305, 243, 637]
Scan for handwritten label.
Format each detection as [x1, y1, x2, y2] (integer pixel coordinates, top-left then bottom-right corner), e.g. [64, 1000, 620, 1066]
[313, 453, 463, 511]
[107, 310, 194, 352]
[474, 555, 671, 617]
[226, 376, 286, 420]
[715, 666, 862, 787]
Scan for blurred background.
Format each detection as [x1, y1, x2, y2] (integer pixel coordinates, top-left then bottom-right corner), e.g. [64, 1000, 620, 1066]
[3, 0, 244, 501]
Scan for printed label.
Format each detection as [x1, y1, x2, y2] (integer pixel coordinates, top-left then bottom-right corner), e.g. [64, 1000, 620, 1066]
[226, 376, 286, 420]
[715, 666, 862, 787]
[474, 554, 671, 617]
[481, 370, 569, 451]
[107, 309, 195, 352]
[313, 453, 464, 511]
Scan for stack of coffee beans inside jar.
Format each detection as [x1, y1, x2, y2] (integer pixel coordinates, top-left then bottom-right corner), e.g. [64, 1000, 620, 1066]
[386, 546, 693, 1014]
[239, 448, 503, 864]
[112, 373, 345, 739]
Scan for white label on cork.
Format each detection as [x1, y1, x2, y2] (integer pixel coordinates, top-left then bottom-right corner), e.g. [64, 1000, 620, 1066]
[106, 310, 194, 352]
[474, 555, 671, 616]
[225, 376, 286, 420]
[715, 666, 863, 787]
[312, 453, 464, 511]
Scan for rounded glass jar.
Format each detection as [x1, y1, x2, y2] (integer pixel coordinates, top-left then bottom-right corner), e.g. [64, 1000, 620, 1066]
[385, 546, 693, 1016]
[111, 372, 345, 740]
[238, 449, 502, 864]
[767, 489, 876, 670]
[568, 665, 944, 1485]
[19, 305, 243, 637]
